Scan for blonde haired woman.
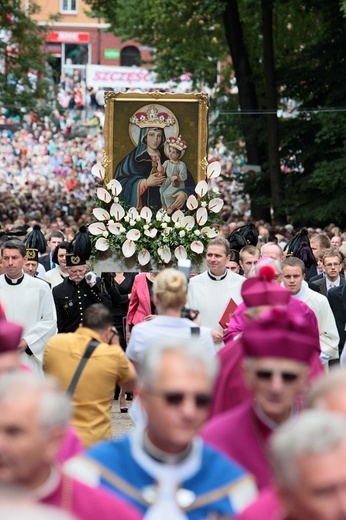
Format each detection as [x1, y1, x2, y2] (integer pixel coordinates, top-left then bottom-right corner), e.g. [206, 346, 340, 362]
[126, 268, 215, 367]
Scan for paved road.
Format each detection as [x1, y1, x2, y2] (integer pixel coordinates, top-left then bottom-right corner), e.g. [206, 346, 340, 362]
[111, 398, 134, 438]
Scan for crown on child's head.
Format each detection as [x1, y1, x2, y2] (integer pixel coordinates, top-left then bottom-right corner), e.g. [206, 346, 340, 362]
[165, 135, 187, 152]
[129, 105, 176, 129]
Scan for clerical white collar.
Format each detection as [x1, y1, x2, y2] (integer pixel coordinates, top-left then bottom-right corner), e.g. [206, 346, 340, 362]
[130, 428, 202, 516]
[4, 272, 25, 285]
[253, 402, 296, 429]
[142, 430, 192, 464]
[284, 280, 306, 300]
[30, 465, 60, 500]
[207, 269, 228, 281]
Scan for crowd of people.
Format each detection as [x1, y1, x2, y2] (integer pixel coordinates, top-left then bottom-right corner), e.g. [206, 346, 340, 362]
[0, 217, 346, 518]
[1, 89, 346, 517]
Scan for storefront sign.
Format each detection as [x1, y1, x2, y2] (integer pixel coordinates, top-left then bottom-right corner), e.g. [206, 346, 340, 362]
[104, 49, 120, 60]
[47, 32, 90, 43]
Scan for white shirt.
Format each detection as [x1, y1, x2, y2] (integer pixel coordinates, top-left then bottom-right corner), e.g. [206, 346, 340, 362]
[127, 315, 215, 364]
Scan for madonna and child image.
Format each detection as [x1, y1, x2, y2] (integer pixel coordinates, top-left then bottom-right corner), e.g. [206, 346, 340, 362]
[114, 104, 196, 212]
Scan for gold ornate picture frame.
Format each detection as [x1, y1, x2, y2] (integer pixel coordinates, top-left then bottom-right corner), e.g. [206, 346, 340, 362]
[102, 91, 209, 194]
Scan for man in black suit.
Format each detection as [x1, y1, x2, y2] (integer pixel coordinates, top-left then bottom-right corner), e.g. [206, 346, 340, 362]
[306, 233, 331, 281]
[328, 284, 346, 359]
[310, 249, 345, 297]
[38, 231, 64, 272]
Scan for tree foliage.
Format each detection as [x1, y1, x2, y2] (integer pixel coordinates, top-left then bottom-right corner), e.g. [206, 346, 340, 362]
[0, 0, 51, 117]
[85, 0, 346, 226]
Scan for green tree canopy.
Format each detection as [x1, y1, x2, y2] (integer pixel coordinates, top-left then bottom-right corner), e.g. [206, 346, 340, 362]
[85, 0, 346, 226]
[0, 0, 51, 118]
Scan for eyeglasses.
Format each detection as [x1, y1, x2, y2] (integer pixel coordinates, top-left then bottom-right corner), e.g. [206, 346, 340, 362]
[147, 389, 212, 408]
[324, 263, 340, 268]
[254, 369, 301, 383]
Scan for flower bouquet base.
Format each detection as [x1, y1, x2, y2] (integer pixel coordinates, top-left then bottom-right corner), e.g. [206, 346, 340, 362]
[89, 161, 223, 274]
[91, 250, 207, 274]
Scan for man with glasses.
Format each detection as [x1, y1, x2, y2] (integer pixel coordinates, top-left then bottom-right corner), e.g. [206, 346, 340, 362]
[212, 261, 322, 417]
[310, 248, 345, 296]
[66, 340, 257, 518]
[44, 303, 136, 448]
[202, 307, 316, 491]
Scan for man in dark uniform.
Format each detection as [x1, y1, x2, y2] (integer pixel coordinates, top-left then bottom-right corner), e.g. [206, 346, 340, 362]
[53, 253, 111, 332]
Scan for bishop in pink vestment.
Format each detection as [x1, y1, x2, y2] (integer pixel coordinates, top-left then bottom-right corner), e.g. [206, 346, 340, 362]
[211, 269, 323, 418]
[203, 307, 318, 490]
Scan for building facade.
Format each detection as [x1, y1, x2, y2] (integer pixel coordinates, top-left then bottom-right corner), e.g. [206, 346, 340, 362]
[30, 0, 152, 83]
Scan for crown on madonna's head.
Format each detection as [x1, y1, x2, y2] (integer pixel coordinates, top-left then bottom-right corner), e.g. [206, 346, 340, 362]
[129, 105, 176, 128]
[165, 135, 187, 152]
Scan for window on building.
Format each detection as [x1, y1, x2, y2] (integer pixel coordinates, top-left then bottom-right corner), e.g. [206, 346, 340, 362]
[120, 46, 140, 67]
[61, 0, 77, 13]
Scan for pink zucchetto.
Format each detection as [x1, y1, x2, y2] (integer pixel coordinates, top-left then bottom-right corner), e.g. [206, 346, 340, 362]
[0, 303, 23, 353]
[242, 307, 316, 363]
[241, 264, 291, 308]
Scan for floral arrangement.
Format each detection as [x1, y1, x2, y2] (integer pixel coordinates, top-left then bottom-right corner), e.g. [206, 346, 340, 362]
[88, 162, 224, 268]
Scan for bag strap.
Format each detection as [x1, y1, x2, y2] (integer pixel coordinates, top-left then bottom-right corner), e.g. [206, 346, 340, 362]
[190, 326, 200, 337]
[66, 339, 100, 396]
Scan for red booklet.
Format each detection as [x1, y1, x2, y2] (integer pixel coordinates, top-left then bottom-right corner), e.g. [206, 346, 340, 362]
[219, 298, 238, 329]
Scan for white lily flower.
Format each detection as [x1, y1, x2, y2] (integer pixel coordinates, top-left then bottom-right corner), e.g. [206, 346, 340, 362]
[201, 226, 218, 238]
[208, 197, 224, 213]
[196, 207, 208, 226]
[138, 249, 151, 266]
[174, 246, 188, 260]
[110, 203, 125, 221]
[171, 209, 184, 223]
[108, 222, 123, 235]
[92, 208, 110, 221]
[95, 237, 109, 251]
[96, 187, 111, 203]
[144, 228, 158, 238]
[206, 161, 221, 179]
[195, 180, 208, 197]
[157, 246, 171, 264]
[88, 222, 106, 235]
[128, 207, 139, 219]
[107, 179, 122, 196]
[190, 241, 204, 254]
[91, 162, 105, 180]
[126, 229, 141, 241]
[181, 216, 195, 230]
[186, 194, 198, 210]
[140, 207, 153, 221]
[122, 239, 136, 258]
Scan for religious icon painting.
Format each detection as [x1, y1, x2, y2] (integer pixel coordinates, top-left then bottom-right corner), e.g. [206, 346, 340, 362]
[102, 91, 209, 212]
